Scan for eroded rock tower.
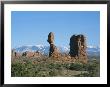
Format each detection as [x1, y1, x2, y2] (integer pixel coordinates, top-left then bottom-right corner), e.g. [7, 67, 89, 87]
[69, 34, 88, 63]
[47, 32, 59, 58]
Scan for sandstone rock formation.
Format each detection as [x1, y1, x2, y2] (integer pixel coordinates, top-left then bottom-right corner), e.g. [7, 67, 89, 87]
[12, 32, 88, 63]
[47, 32, 59, 58]
[22, 51, 42, 58]
[69, 34, 88, 63]
[22, 51, 33, 58]
[12, 49, 21, 58]
[34, 51, 42, 57]
[47, 32, 54, 44]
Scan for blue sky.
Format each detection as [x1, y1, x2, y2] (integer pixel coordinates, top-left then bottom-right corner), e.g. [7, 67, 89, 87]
[11, 11, 100, 48]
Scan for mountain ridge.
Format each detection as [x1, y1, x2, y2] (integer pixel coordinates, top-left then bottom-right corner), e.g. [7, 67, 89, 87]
[12, 45, 100, 56]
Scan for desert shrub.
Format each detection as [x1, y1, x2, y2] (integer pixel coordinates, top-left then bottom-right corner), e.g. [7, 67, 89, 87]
[69, 63, 84, 71]
[74, 72, 90, 77]
[11, 56, 100, 77]
[62, 63, 70, 69]
[11, 62, 28, 76]
[74, 59, 100, 77]
[35, 71, 49, 77]
[12, 59, 39, 77]
[48, 63, 62, 70]
[49, 69, 58, 76]
[87, 60, 100, 77]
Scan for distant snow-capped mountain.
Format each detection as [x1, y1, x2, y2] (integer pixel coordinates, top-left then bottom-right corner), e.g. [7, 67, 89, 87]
[13, 45, 100, 56]
[87, 46, 100, 56]
[14, 45, 49, 54]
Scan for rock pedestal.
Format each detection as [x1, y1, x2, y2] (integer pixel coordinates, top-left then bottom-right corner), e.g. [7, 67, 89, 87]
[47, 32, 59, 58]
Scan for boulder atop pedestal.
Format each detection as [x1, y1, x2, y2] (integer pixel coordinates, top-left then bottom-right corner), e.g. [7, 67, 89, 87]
[47, 32, 59, 58]
[47, 32, 54, 44]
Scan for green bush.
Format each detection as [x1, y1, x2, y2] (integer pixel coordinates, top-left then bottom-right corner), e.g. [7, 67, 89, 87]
[11, 63, 26, 76]
[49, 70, 57, 76]
[75, 72, 90, 77]
[11, 56, 100, 77]
[69, 63, 84, 71]
[74, 59, 100, 77]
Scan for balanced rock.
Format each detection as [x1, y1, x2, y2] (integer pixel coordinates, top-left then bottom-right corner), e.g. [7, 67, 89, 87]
[47, 32, 54, 44]
[47, 32, 59, 58]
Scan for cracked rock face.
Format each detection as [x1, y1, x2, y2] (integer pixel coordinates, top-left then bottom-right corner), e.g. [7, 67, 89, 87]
[69, 34, 88, 63]
[47, 32, 59, 58]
